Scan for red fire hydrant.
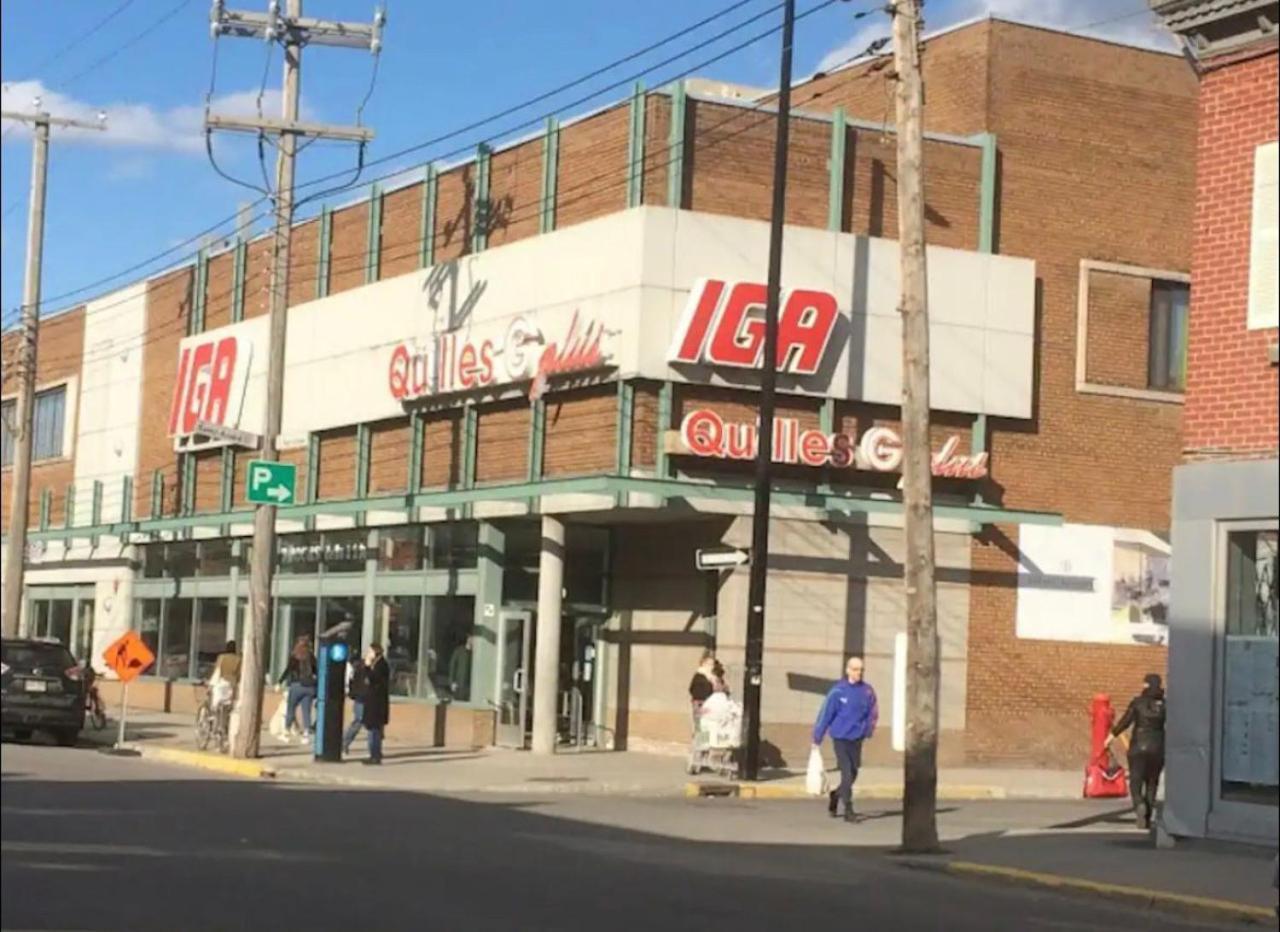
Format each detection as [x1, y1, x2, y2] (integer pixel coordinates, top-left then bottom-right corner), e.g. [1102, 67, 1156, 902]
[1083, 693, 1129, 799]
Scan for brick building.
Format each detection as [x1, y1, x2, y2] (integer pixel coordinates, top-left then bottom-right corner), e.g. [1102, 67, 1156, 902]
[1151, 0, 1278, 844]
[1, 19, 1199, 768]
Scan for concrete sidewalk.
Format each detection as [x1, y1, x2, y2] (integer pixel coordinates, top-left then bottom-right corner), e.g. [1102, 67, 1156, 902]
[92, 710, 1085, 800]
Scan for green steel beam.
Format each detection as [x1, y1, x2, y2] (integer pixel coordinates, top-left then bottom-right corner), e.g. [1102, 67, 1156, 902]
[462, 405, 478, 490]
[27, 474, 1063, 543]
[231, 238, 247, 322]
[182, 454, 196, 517]
[971, 413, 989, 507]
[527, 399, 545, 484]
[316, 206, 333, 299]
[818, 399, 836, 495]
[977, 132, 998, 254]
[827, 107, 847, 232]
[219, 448, 234, 513]
[356, 424, 371, 498]
[305, 433, 320, 532]
[472, 144, 491, 254]
[540, 118, 559, 234]
[419, 164, 438, 268]
[626, 82, 646, 208]
[667, 81, 687, 209]
[615, 381, 635, 507]
[408, 411, 424, 493]
[150, 470, 163, 518]
[39, 489, 51, 531]
[191, 249, 208, 335]
[90, 481, 102, 545]
[365, 183, 383, 284]
[655, 381, 673, 478]
[120, 475, 133, 540]
[64, 485, 75, 529]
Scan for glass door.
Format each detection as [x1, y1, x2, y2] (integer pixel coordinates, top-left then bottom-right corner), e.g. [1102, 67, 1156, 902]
[494, 610, 532, 749]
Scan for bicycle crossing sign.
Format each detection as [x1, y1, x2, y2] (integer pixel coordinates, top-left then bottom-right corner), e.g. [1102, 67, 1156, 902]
[246, 459, 297, 506]
[102, 630, 155, 684]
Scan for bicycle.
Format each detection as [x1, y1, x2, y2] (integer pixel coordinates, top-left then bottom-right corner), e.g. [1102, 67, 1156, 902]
[85, 684, 107, 730]
[195, 688, 231, 753]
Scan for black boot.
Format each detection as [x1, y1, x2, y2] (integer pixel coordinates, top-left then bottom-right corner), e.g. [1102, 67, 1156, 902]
[844, 808, 860, 824]
[828, 790, 839, 817]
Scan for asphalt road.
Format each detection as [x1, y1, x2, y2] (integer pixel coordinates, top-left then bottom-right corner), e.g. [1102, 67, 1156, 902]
[0, 740, 1255, 932]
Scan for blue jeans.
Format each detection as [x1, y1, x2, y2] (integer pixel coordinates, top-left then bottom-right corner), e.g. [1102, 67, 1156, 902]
[343, 700, 364, 752]
[285, 683, 317, 733]
[367, 726, 383, 763]
[832, 738, 863, 813]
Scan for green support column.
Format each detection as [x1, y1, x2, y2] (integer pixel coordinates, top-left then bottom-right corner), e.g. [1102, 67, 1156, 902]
[39, 489, 51, 531]
[827, 107, 847, 232]
[316, 206, 332, 299]
[419, 165, 438, 268]
[120, 475, 133, 529]
[473, 521, 506, 708]
[64, 485, 75, 529]
[408, 411, 424, 494]
[977, 132, 998, 254]
[655, 382, 674, 479]
[971, 412, 989, 507]
[356, 424, 371, 498]
[472, 144, 491, 254]
[305, 433, 320, 532]
[626, 82, 646, 208]
[462, 405, 478, 490]
[526, 400, 545, 483]
[818, 399, 836, 495]
[182, 454, 197, 517]
[90, 481, 103, 544]
[667, 81, 687, 209]
[540, 118, 559, 234]
[191, 248, 208, 335]
[231, 237, 247, 322]
[615, 381, 635, 507]
[365, 183, 383, 283]
[219, 448, 234, 512]
[150, 470, 164, 518]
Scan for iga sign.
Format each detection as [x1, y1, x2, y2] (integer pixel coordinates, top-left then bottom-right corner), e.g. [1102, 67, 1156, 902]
[388, 309, 611, 403]
[668, 278, 841, 375]
[677, 409, 988, 480]
[169, 334, 253, 451]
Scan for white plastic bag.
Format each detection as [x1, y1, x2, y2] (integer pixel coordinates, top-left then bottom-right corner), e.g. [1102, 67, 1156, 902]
[267, 696, 288, 740]
[805, 746, 829, 796]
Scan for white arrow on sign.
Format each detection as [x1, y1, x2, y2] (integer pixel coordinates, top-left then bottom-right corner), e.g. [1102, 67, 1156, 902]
[266, 484, 292, 503]
[695, 547, 751, 571]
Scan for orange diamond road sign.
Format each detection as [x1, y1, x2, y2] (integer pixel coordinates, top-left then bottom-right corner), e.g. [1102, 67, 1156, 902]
[102, 630, 155, 683]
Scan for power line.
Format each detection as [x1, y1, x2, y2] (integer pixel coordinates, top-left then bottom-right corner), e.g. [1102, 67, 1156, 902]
[27, 0, 139, 79]
[60, 0, 196, 90]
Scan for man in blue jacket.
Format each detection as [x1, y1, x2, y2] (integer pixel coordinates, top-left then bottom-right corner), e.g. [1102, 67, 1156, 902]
[812, 656, 878, 822]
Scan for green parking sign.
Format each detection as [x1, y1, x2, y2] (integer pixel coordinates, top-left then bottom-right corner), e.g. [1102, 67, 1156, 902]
[246, 460, 297, 505]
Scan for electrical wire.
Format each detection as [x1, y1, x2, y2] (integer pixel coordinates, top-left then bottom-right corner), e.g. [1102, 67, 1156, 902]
[60, 0, 196, 90]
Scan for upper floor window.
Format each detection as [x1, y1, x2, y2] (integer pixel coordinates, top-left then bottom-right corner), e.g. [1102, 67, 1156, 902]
[1, 385, 67, 467]
[1148, 280, 1189, 392]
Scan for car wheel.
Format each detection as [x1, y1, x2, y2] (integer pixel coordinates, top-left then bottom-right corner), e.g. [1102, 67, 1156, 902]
[54, 729, 79, 747]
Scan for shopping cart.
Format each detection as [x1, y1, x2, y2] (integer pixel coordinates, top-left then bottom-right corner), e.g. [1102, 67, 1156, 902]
[686, 697, 741, 779]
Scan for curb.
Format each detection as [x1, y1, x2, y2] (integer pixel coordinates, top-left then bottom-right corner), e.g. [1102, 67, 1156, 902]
[902, 859, 1276, 926]
[685, 782, 1007, 801]
[128, 745, 279, 781]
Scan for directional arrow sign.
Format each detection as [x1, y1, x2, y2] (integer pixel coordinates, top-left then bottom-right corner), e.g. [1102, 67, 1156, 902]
[246, 459, 297, 506]
[695, 546, 751, 571]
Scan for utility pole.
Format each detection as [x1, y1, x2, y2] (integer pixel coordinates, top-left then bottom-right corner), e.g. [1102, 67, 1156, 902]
[741, 0, 796, 782]
[891, 0, 940, 853]
[208, 0, 382, 759]
[1, 106, 105, 637]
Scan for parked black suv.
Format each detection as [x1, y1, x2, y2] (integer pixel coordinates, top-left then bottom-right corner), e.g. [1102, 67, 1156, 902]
[1, 638, 85, 745]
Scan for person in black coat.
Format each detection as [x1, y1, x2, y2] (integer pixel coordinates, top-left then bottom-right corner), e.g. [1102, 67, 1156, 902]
[360, 643, 391, 765]
[1108, 673, 1167, 829]
[341, 656, 368, 756]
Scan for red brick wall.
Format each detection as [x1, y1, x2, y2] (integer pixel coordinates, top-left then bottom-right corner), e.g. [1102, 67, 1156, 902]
[368, 418, 411, 494]
[1184, 49, 1280, 458]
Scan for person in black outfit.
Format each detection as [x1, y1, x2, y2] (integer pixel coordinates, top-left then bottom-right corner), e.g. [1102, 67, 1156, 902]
[361, 644, 391, 765]
[341, 655, 368, 756]
[1108, 673, 1167, 830]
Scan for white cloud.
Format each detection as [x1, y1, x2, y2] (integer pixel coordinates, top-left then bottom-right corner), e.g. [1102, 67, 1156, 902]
[0, 80, 296, 153]
[816, 0, 1176, 74]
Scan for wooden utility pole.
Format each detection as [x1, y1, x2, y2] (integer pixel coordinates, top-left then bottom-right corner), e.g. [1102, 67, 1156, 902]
[741, 0, 796, 782]
[891, 0, 940, 853]
[1, 106, 105, 637]
[208, 0, 382, 759]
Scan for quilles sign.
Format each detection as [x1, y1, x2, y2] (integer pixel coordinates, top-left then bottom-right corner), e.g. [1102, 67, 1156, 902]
[676, 408, 989, 480]
[388, 308, 612, 404]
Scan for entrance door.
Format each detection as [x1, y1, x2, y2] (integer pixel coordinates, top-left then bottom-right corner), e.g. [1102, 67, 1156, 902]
[494, 610, 532, 749]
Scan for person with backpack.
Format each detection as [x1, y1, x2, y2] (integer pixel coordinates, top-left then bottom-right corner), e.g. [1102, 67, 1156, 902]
[278, 636, 318, 741]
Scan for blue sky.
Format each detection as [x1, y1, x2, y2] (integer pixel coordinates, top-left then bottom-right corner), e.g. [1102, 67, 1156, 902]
[0, 0, 1170, 324]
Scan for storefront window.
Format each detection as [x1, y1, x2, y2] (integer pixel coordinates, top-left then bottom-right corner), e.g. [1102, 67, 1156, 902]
[195, 599, 230, 680]
[142, 545, 166, 578]
[166, 543, 199, 579]
[198, 539, 237, 576]
[378, 596, 422, 698]
[428, 596, 476, 702]
[136, 599, 162, 665]
[426, 522, 478, 569]
[276, 598, 318, 679]
[162, 599, 194, 680]
[378, 526, 424, 572]
[1220, 528, 1279, 806]
[278, 533, 322, 575]
[321, 597, 363, 648]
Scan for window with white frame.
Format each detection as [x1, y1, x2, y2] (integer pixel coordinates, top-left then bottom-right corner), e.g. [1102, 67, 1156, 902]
[1247, 141, 1279, 331]
[0, 385, 68, 467]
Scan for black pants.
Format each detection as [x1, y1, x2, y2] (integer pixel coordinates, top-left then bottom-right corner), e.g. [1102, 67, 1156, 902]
[1128, 746, 1164, 823]
[832, 738, 863, 813]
